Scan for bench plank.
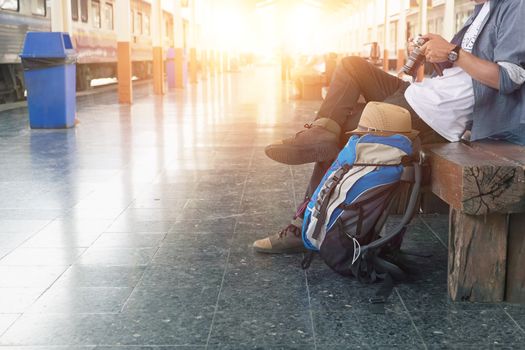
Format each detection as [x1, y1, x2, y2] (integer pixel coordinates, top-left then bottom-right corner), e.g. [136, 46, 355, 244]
[425, 142, 525, 215]
[448, 209, 508, 302]
[471, 140, 525, 165]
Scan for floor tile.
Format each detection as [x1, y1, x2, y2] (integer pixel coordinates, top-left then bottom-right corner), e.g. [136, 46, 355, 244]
[21, 231, 103, 248]
[104, 220, 176, 234]
[169, 218, 237, 235]
[26, 286, 133, 314]
[0, 220, 51, 234]
[0, 311, 213, 346]
[139, 264, 224, 290]
[411, 309, 525, 346]
[0, 289, 45, 313]
[0, 248, 86, 266]
[76, 247, 157, 266]
[53, 265, 146, 288]
[151, 245, 228, 266]
[217, 276, 309, 314]
[0, 346, 95, 349]
[503, 305, 525, 333]
[312, 310, 423, 347]
[0, 266, 67, 288]
[0, 314, 19, 337]
[123, 285, 219, 314]
[36, 220, 113, 235]
[207, 311, 313, 347]
[90, 233, 165, 249]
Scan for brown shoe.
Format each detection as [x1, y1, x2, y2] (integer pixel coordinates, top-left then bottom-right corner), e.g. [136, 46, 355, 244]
[265, 118, 341, 165]
[253, 223, 306, 254]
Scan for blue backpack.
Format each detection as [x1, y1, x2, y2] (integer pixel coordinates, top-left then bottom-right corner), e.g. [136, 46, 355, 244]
[301, 134, 422, 296]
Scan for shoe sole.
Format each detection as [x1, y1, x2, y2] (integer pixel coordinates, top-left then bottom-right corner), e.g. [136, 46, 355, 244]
[265, 142, 339, 165]
[253, 246, 307, 254]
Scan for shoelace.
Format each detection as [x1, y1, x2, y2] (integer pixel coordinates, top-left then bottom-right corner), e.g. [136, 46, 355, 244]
[292, 123, 314, 138]
[278, 223, 301, 239]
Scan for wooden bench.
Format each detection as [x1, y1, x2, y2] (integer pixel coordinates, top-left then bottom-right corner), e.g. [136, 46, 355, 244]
[423, 140, 525, 303]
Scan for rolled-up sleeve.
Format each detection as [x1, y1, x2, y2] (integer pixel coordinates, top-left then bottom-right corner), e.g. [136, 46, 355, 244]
[493, 0, 525, 94]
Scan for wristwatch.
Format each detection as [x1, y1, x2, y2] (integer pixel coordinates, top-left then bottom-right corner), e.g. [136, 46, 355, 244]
[448, 45, 461, 63]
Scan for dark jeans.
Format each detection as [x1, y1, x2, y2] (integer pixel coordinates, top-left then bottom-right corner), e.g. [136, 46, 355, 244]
[303, 57, 447, 205]
[317, 56, 446, 145]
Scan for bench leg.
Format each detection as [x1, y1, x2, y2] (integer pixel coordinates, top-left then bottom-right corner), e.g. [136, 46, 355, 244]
[448, 208, 508, 302]
[506, 213, 525, 303]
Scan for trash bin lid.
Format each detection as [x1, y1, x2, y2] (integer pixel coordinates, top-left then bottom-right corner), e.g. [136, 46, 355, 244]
[20, 32, 76, 59]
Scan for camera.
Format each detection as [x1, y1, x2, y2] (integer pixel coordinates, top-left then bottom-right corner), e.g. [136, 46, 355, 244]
[400, 36, 443, 79]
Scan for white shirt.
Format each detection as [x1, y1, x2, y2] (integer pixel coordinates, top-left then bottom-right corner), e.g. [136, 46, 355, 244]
[404, 2, 491, 142]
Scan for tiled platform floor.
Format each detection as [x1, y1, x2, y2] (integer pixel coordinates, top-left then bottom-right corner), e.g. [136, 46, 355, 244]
[0, 67, 524, 349]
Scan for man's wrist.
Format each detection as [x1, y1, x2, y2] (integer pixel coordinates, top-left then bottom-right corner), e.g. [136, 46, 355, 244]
[448, 45, 461, 63]
[455, 48, 466, 66]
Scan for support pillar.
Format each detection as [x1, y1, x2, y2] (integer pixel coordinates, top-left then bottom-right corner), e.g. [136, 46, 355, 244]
[116, 0, 132, 104]
[216, 51, 222, 74]
[506, 213, 525, 303]
[443, 0, 456, 41]
[222, 51, 229, 73]
[448, 209, 508, 302]
[172, 0, 186, 88]
[189, 48, 198, 83]
[206, 50, 215, 77]
[188, 0, 198, 84]
[383, 0, 390, 72]
[51, 0, 72, 34]
[200, 50, 208, 80]
[152, 0, 164, 95]
[417, 0, 428, 81]
[396, 0, 408, 71]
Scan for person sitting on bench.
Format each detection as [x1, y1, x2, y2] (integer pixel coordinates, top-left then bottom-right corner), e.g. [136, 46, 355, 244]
[253, 0, 525, 254]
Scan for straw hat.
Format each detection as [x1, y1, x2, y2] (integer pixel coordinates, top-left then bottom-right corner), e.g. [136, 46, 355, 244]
[346, 102, 419, 139]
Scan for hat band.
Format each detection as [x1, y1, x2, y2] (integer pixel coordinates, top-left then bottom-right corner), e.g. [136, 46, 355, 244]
[356, 125, 408, 133]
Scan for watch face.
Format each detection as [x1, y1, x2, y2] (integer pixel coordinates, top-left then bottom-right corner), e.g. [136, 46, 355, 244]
[448, 51, 459, 62]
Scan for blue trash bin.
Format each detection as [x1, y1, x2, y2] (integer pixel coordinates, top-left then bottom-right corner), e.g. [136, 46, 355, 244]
[20, 32, 77, 129]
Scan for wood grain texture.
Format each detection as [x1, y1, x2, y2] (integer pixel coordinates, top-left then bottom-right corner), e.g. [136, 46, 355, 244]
[424, 142, 525, 215]
[448, 209, 508, 302]
[506, 213, 525, 303]
[462, 165, 524, 215]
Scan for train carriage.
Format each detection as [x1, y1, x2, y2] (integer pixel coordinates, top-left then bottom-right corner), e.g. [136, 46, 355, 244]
[0, 0, 49, 102]
[0, 0, 176, 101]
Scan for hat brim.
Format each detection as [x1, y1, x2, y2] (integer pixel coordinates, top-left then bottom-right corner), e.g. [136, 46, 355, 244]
[345, 129, 420, 140]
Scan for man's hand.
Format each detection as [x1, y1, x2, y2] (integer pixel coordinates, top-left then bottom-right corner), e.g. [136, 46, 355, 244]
[420, 33, 456, 63]
[420, 33, 500, 90]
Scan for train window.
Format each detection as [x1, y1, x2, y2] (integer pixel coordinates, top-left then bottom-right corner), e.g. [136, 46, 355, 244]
[71, 0, 78, 21]
[104, 2, 113, 30]
[31, 0, 45, 16]
[143, 14, 150, 35]
[92, 0, 101, 28]
[80, 0, 88, 22]
[134, 11, 142, 34]
[0, 0, 19, 11]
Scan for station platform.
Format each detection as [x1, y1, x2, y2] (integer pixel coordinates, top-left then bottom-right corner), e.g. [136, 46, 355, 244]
[0, 67, 523, 348]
